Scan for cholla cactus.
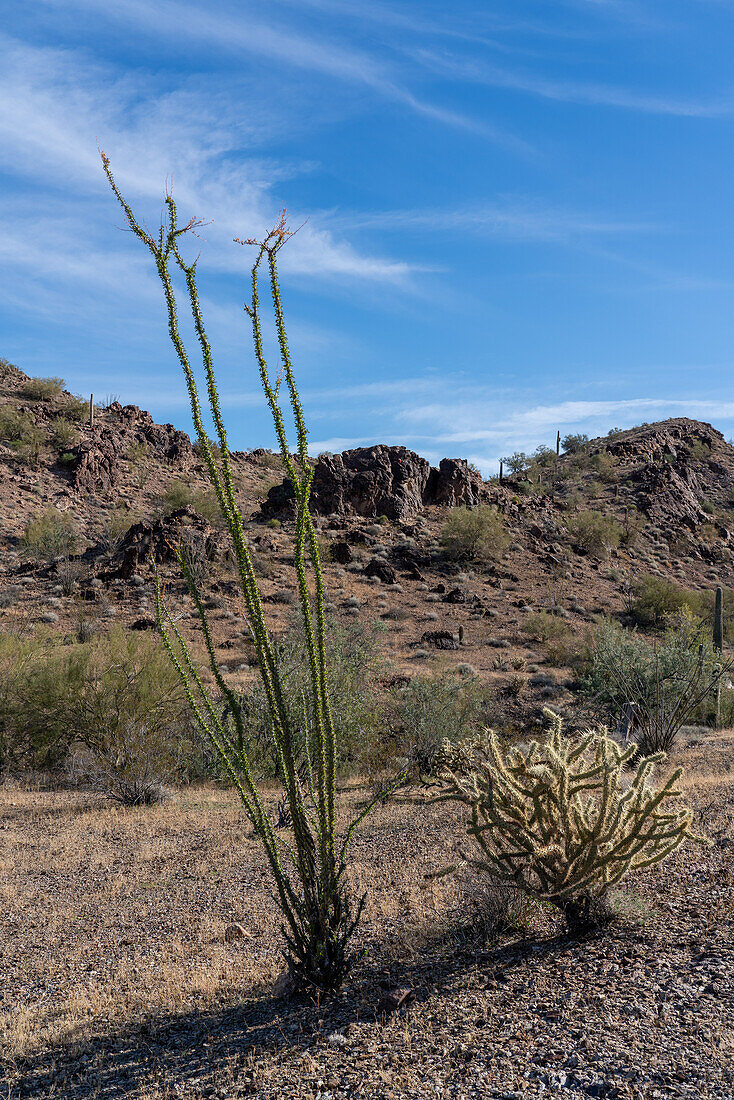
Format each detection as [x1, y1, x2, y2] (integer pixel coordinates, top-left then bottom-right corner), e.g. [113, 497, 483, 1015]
[438, 710, 703, 931]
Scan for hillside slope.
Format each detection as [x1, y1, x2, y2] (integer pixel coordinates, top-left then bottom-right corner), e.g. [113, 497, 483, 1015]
[2, 358, 733, 725]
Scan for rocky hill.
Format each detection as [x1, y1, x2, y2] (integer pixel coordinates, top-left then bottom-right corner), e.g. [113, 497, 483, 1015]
[2, 357, 733, 726]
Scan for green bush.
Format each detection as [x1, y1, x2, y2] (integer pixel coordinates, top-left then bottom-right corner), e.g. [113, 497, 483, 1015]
[629, 574, 734, 640]
[21, 511, 79, 562]
[64, 395, 91, 422]
[0, 407, 36, 444]
[440, 505, 509, 564]
[579, 614, 726, 754]
[0, 407, 47, 465]
[566, 511, 621, 558]
[521, 611, 581, 667]
[561, 433, 589, 454]
[629, 574, 689, 628]
[20, 376, 64, 401]
[50, 417, 79, 449]
[161, 480, 223, 525]
[0, 628, 189, 776]
[236, 616, 383, 778]
[382, 674, 497, 781]
[501, 452, 529, 475]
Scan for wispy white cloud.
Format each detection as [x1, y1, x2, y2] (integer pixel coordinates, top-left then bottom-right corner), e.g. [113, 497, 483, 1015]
[328, 203, 657, 243]
[0, 31, 418, 312]
[36, 0, 526, 147]
[414, 50, 733, 117]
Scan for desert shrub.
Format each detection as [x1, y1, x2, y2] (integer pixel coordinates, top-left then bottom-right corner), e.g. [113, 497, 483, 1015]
[67, 726, 171, 806]
[522, 610, 568, 644]
[521, 611, 580, 666]
[0, 407, 36, 444]
[234, 616, 383, 779]
[589, 452, 617, 483]
[178, 524, 212, 588]
[21, 511, 79, 562]
[566, 511, 621, 557]
[0, 407, 47, 465]
[437, 710, 703, 933]
[382, 674, 496, 782]
[580, 615, 728, 755]
[49, 417, 78, 449]
[532, 444, 557, 469]
[20, 376, 64, 401]
[501, 452, 529, 475]
[440, 505, 508, 564]
[98, 507, 134, 556]
[561, 433, 589, 454]
[454, 868, 533, 942]
[64, 395, 91, 422]
[687, 439, 712, 462]
[0, 628, 188, 777]
[161, 480, 222, 525]
[629, 573, 690, 628]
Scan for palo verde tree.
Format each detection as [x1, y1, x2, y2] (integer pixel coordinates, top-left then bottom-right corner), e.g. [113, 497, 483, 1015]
[102, 152, 384, 994]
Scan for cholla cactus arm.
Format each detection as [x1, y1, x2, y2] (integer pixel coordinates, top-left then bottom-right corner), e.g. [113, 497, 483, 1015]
[437, 710, 702, 927]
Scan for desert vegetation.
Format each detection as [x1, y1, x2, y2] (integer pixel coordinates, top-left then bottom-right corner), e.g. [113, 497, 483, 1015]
[1, 184, 732, 1097]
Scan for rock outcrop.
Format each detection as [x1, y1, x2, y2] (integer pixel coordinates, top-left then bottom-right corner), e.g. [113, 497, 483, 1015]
[116, 507, 218, 578]
[69, 405, 194, 494]
[261, 446, 483, 521]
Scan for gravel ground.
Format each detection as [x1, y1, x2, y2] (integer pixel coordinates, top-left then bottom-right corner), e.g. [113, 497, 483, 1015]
[2, 733, 732, 1100]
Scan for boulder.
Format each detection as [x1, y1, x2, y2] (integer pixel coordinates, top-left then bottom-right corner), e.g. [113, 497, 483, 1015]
[364, 558, 398, 584]
[116, 507, 218, 578]
[261, 446, 485, 522]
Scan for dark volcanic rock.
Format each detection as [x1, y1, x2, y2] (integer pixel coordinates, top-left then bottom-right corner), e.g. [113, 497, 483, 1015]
[69, 405, 194, 494]
[116, 507, 218, 578]
[261, 446, 485, 521]
[420, 630, 460, 650]
[330, 540, 354, 565]
[429, 458, 483, 508]
[364, 558, 398, 584]
[632, 461, 709, 530]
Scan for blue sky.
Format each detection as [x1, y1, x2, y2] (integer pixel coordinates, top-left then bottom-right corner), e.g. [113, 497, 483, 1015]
[2, 0, 734, 474]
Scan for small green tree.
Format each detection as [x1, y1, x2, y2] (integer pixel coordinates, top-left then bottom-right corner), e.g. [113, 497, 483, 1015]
[561, 433, 589, 454]
[440, 505, 508, 564]
[566, 511, 621, 558]
[437, 710, 703, 932]
[580, 615, 730, 755]
[103, 154, 388, 994]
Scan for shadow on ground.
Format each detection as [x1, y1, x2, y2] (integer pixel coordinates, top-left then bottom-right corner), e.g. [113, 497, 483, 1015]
[6, 924, 591, 1099]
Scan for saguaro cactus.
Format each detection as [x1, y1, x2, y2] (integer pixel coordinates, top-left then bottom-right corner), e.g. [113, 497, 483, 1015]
[714, 585, 724, 727]
[714, 586, 724, 652]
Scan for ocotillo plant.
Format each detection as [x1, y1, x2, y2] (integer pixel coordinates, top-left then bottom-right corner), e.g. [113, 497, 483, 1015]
[102, 154, 383, 994]
[436, 710, 703, 932]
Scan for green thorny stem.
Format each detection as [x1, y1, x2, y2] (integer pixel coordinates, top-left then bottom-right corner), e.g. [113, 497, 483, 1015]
[102, 153, 376, 993]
